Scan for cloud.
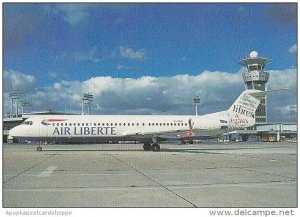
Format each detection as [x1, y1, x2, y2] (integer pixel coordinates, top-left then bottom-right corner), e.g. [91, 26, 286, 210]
[3, 69, 297, 123]
[4, 70, 36, 92]
[48, 72, 58, 78]
[268, 69, 297, 90]
[116, 64, 126, 70]
[56, 4, 90, 27]
[280, 104, 297, 116]
[288, 44, 297, 53]
[119, 46, 147, 60]
[74, 47, 101, 63]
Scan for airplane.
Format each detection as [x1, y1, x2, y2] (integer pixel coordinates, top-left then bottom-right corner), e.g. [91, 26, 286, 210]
[9, 89, 267, 151]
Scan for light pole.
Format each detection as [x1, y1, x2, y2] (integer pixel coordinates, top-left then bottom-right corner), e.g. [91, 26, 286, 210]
[81, 93, 93, 115]
[20, 100, 32, 114]
[9, 92, 21, 117]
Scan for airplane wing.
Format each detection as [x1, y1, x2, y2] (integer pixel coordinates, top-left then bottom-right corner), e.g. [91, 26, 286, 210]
[123, 129, 193, 141]
[123, 128, 225, 142]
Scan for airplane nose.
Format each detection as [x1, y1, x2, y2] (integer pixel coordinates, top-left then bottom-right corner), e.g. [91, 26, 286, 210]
[9, 126, 20, 138]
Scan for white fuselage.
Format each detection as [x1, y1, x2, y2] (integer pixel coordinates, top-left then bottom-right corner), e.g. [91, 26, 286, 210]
[10, 112, 229, 143]
[9, 89, 263, 145]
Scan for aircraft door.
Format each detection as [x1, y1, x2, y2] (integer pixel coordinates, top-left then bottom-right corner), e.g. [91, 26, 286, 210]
[188, 118, 194, 130]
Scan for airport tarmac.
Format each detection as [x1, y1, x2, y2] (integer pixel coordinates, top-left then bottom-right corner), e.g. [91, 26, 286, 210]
[3, 142, 297, 207]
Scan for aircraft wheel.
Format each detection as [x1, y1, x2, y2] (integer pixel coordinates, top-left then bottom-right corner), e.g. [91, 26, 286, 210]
[151, 143, 160, 152]
[37, 146, 42, 151]
[143, 142, 151, 151]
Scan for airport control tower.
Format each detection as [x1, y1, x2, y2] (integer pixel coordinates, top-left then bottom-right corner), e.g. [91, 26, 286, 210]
[239, 51, 271, 123]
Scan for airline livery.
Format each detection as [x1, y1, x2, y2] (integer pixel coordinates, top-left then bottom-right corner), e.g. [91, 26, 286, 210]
[9, 89, 265, 151]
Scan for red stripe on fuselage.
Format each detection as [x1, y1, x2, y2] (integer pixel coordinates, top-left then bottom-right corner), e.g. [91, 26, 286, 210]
[44, 119, 67, 122]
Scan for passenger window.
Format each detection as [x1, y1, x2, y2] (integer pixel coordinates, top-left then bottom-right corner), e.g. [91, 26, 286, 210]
[115, 123, 117, 126]
[167, 123, 169, 126]
[69, 123, 72, 126]
[170, 123, 173, 126]
[94, 123, 96, 126]
[86, 123, 89, 126]
[119, 123, 122, 126]
[128, 123, 130, 126]
[65, 123, 68, 126]
[148, 123, 151, 126]
[142, 123, 145, 126]
[159, 123, 162, 126]
[123, 123, 126, 126]
[98, 123, 101, 126]
[137, 123, 139, 126]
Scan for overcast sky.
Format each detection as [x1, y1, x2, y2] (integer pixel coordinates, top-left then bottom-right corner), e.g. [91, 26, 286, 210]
[3, 3, 297, 122]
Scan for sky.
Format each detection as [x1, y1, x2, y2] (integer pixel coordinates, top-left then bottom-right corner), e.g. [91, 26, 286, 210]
[3, 3, 298, 122]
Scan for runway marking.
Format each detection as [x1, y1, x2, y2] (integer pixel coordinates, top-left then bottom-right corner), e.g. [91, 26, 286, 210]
[3, 180, 296, 192]
[38, 166, 57, 178]
[3, 154, 58, 184]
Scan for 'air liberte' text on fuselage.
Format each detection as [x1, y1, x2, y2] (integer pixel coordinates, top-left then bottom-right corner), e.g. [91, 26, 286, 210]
[52, 126, 116, 136]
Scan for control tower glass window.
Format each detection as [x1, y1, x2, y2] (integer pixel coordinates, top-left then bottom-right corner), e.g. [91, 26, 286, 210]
[249, 65, 258, 71]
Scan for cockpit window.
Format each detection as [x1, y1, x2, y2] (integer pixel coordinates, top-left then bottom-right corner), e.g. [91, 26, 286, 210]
[22, 121, 33, 125]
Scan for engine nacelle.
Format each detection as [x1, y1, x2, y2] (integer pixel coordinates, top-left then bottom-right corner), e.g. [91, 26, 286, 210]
[189, 117, 225, 131]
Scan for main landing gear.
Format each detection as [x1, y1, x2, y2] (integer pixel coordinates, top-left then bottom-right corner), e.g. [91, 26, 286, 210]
[143, 142, 161, 152]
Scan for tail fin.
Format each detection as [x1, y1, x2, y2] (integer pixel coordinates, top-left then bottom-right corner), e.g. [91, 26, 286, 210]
[227, 90, 265, 128]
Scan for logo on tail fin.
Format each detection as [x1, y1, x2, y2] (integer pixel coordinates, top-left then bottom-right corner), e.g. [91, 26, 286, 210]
[232, 104, 255, 118]
[228, 90, 262, 128]
[230, 92, 260, 118]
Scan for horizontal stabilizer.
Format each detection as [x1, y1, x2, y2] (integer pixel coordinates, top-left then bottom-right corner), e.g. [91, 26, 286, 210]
[249, 88, 288, 98]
